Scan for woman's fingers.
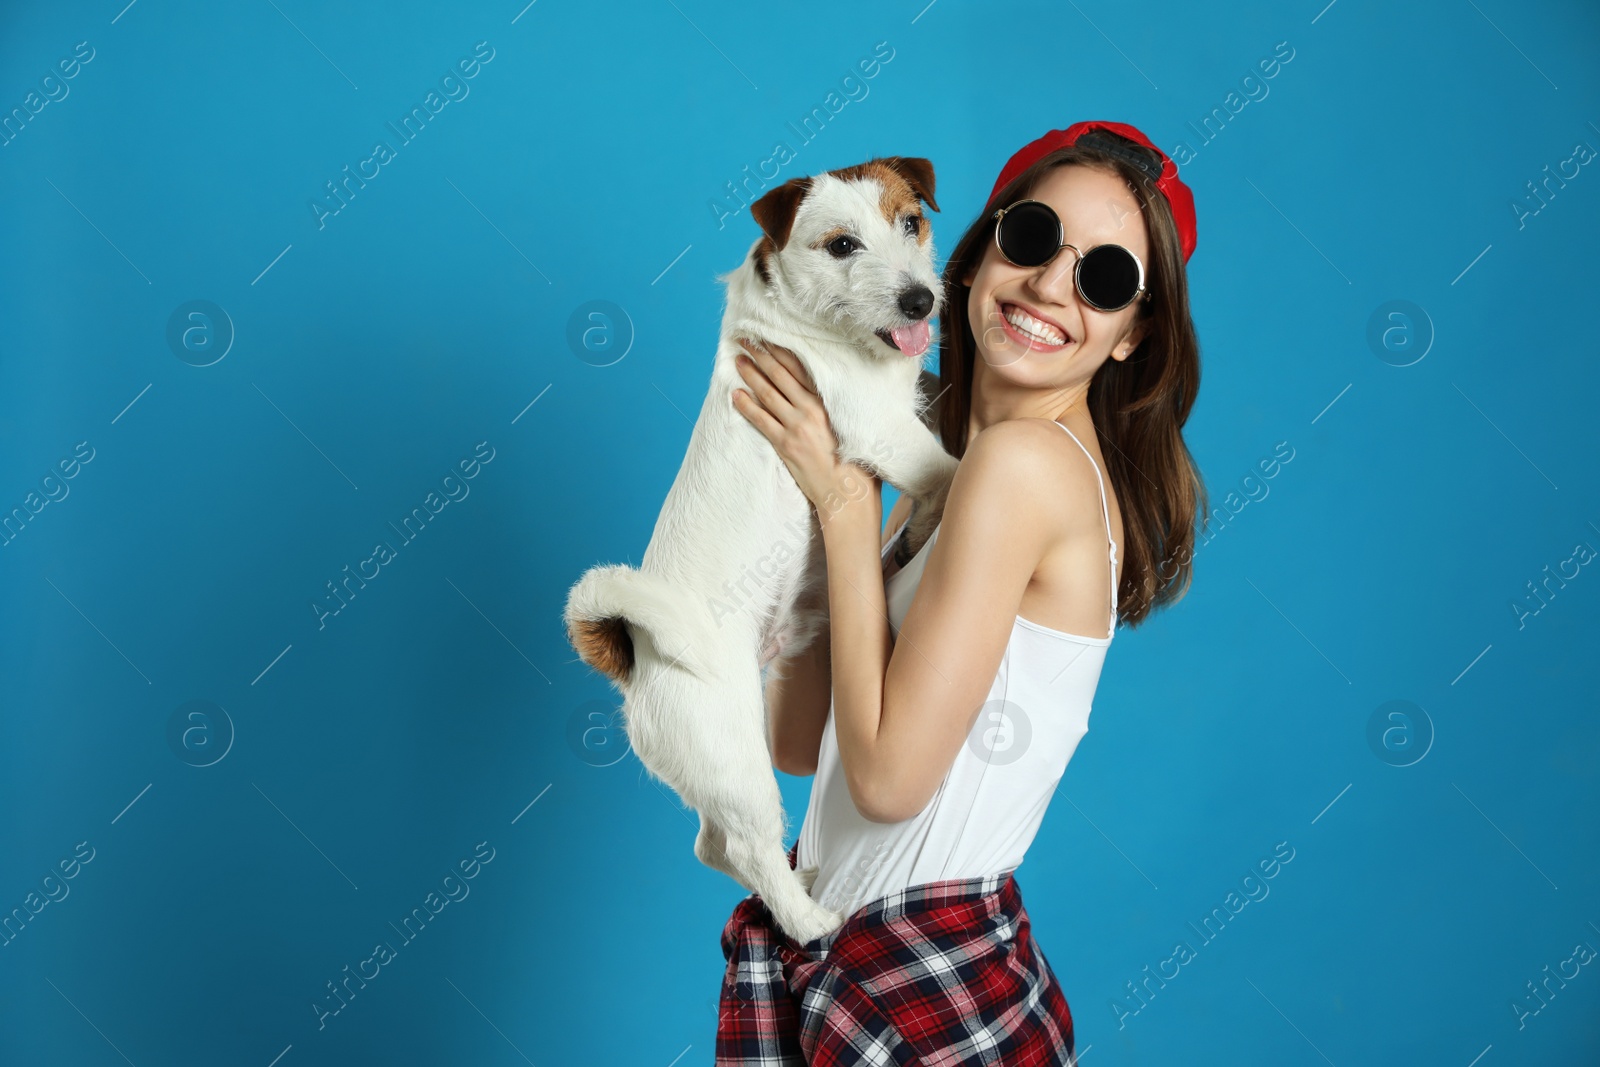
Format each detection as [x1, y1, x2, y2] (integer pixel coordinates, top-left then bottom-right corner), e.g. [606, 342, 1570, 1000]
[732, 383, 783, 439]
[734, 347, 793, 418]
[759, 342, 815, 392]
[739, 339, 815, 403]
[739, 335, 812, 390]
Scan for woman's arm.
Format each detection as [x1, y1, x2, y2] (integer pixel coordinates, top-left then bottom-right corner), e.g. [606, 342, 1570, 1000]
[839, 424, 1064, 823]
[768, 494, 914, 776]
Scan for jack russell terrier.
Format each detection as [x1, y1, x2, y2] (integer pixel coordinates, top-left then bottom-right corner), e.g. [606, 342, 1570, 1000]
[564, 156, 958, 944]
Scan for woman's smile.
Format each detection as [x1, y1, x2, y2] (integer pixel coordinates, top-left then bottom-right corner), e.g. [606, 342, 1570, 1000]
[996, 298, 1073, 351]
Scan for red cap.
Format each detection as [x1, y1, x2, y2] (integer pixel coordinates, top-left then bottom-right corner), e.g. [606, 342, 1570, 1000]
[986, 120, 1197, 264]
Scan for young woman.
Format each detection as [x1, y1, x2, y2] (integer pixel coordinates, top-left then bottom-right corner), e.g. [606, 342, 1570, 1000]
[719, 121, 1206, 1065]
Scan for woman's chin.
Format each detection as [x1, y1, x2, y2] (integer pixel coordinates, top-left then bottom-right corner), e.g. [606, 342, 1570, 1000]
[974, 330, 1034, 370]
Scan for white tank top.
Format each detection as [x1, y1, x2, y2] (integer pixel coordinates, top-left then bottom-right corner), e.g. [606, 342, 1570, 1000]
[796, 419, 1119, 917]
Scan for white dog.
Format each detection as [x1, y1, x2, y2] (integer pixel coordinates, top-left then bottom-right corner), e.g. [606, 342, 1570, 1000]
[564, 157, 958, 944]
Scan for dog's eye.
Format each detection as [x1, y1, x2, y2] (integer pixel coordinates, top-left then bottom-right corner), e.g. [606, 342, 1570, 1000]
[903, 215, 921, 237]
[825, 235, 860, 258]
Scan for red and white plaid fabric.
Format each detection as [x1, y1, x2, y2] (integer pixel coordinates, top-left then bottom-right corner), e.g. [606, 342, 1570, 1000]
[715, 842, 1077, 1065]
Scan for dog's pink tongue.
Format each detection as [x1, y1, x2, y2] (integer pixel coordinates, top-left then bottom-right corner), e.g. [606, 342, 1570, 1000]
[891, 321, 931, 358]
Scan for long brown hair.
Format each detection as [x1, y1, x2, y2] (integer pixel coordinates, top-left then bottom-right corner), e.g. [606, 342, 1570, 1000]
[931, 133, 1207, 627]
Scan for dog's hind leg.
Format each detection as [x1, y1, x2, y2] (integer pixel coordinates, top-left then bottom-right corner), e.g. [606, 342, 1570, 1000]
[657, 654, 845, 945]
[700, 770, 845, 946]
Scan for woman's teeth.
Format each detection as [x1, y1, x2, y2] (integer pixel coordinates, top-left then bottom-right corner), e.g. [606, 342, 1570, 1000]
[1002, 303, 1067, 346]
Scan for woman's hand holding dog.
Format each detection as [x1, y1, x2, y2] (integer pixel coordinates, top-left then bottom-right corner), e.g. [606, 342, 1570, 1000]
[731, 339, 880, 524]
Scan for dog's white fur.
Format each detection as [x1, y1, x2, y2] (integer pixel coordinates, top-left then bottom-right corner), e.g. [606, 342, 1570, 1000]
[564, 160, 958, 944]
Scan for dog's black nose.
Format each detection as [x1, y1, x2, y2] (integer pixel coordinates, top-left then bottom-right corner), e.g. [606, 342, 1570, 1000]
[898, 286, 934, 321]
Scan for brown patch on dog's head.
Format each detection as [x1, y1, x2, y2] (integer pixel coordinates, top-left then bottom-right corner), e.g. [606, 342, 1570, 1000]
[827, 156, 939, 244]
[749, 158, 939, 282]
[751, 176, 814, 284]
[874, 156, 940, 214]
[568, 615, 634, 684]
[752, 176, 814, 248]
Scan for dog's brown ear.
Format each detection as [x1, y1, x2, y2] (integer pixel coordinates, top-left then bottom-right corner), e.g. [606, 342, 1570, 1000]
[751, 177, 813, 249]
[879, 156, 939, 213]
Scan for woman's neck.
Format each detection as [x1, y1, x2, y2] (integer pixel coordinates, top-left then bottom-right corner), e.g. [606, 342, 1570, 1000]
[965, 368, 1091, 452]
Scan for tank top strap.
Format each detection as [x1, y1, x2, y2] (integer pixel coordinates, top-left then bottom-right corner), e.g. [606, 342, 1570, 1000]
[1051, 420, 1119, 638]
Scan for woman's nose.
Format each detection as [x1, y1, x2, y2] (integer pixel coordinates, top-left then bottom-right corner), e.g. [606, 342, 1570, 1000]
[1029, 246, 1079, 305]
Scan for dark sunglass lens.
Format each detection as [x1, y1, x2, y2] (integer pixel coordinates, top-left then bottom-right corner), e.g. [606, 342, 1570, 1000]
[997, 201, 1060, 266]
[1079, 245, 1141, 310]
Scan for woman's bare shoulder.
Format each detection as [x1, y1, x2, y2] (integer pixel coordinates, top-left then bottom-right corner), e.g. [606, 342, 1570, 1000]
[958, 418, 1108, 539]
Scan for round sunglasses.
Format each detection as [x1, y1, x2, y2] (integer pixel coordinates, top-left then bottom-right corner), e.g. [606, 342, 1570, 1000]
[991, 199, 1151, 312]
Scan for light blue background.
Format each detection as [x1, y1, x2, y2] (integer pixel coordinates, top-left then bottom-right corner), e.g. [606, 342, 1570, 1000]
[2, 1, 1597, 1064]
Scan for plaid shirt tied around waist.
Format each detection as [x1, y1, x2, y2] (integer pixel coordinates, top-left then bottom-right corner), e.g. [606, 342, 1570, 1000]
[715, 842, 1077, 1066]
